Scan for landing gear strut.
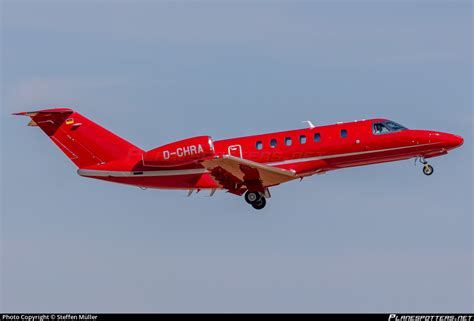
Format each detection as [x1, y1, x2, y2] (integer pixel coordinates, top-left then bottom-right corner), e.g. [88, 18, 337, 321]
[419, 157, 434, 176]
[244, 191, 266, 210]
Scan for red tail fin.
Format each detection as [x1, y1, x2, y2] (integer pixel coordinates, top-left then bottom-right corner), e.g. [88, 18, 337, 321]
[14, 108, 143, 168]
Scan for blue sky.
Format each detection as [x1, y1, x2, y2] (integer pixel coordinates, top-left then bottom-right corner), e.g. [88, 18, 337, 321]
[1, 0, 472, 312]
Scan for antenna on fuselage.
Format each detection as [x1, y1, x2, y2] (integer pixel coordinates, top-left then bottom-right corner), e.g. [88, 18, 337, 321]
[302, 120, 315, 129]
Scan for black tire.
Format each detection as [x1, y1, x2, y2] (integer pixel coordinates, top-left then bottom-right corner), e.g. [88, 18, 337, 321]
[423, 164, 434, 176]
[251, 197, 266, 210]
[245, 191, 261, 204]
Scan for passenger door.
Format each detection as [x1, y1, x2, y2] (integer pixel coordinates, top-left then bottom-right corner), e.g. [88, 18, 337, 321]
[228, 145, 242, 158]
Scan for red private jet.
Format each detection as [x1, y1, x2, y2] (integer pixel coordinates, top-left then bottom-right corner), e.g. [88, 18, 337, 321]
[14, 108, 463, 210]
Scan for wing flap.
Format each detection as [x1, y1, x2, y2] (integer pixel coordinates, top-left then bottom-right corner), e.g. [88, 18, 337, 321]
[202, 155, 297, 190]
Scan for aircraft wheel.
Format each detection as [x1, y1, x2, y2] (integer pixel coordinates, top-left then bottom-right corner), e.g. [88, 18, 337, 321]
[423, 164, 434, 176]
[251, 197, 266, 210]
[245, 191, 261, 204]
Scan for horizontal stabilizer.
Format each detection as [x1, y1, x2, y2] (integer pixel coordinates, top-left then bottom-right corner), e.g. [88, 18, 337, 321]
[12, 108, 74, 117]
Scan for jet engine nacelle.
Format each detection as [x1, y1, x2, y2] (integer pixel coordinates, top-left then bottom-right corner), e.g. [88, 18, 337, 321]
[143, 136, 215, 167]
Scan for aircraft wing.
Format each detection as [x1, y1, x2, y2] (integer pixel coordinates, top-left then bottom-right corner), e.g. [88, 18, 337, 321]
[201, 155, 297, 195]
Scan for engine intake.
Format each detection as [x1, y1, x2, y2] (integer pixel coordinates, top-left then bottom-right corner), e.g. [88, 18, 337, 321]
[143, 136, 215, 167]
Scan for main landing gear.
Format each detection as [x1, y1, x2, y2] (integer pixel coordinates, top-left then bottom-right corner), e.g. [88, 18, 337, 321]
[417, 157, 434, 176]
[244, 191, 266, 210]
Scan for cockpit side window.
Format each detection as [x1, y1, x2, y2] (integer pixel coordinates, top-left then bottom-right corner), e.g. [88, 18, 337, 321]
[373, 120, 408, 135]
[373, 123, 390, 134]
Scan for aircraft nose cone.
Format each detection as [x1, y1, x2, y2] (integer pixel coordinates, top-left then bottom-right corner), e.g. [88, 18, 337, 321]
[444, 134, 464, 148]
[452, 134, 464, 147]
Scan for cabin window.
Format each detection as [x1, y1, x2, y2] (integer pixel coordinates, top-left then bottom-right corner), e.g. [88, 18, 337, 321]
[299, 135, 307, 144]
[341, 129, 348, 138]
[270, 139, 277, 148]
[285, 137, 292, 146]
[314, 133, 321, 142]
[256, 141, 263, 150]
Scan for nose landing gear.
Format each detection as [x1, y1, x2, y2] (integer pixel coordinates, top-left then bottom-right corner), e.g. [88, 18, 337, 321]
[423, 164, 434, 176]
[417, 156, 434, 176]
[244, 191, 266, 210]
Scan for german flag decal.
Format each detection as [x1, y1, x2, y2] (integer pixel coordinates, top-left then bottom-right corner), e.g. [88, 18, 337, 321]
[65, 118, 74, 125]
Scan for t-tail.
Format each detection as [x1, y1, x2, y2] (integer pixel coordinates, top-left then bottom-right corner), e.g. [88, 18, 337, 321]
[13, 108, 143, 168]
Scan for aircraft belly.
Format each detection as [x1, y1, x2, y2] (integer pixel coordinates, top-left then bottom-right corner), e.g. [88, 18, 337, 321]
[327, 145, 443, 168]
[86, 173, 219, 189]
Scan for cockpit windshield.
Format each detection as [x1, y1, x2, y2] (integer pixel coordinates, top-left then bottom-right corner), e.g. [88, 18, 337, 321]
[384, 121, 407, 131]
[373, 120, 407, 134]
